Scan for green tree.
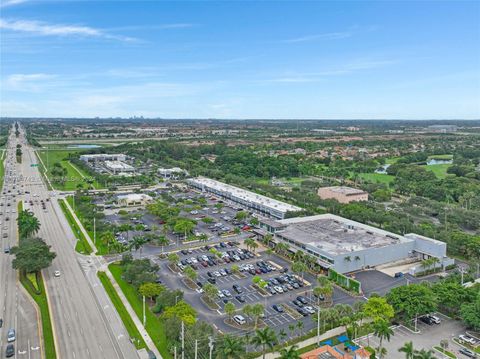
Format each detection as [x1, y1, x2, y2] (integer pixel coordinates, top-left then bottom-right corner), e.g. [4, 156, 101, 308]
[278, 345, 300, 359]
[460, 292, 480, 331]
[386, 283, 438, 322]
[184, 265, 198, 283]
[291, 261, 308, 282]
[373, 319, 394, 359]
[138, 282, 164, 300]
[162, 300, 197, 325]
[129, 236, 148, 255]
[363, 296, 395, 323]
[173, 218, 196, 240]
[224, 302, 236, 321]
[235, 211, 248, 221]
[11, 237, 56, 274]
[17, 210, 41, 239]
[216, 335, 245, 359]
[167, 253, 180, 268]
[398, 341, 415, 359]
[203, 283, 218, 302]
[412, 349, 436, 359]
[250, 327, 277, 359]
[251, 303, 264, 329]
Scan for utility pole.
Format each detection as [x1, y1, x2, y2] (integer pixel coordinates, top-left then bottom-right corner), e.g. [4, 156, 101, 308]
[194, 340, 198, 359]
[174, 347, 177, 359]
[208, 336, 214, 359]
[181, 321, 185, 359]
[317, 305, 321, 346]
[142, 295, 146, 326]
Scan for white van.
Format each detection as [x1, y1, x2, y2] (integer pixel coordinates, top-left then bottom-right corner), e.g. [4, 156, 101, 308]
[233, 315, 246, 325]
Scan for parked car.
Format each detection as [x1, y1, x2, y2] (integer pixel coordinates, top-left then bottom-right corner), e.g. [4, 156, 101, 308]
[233, 315, 246, 325]
[235, 295, 246, 303]
[427, 314, 441, 324]
[296, 296, 308, 305]
[7, 328, 15, 342]
[233, 284, 243, 294]
[419, 316, 434, 325]
[272, 304, 284, 313]
[5, 344, 14, 358]
[459, 334, 477, 345]
[459, 348, 477, 358]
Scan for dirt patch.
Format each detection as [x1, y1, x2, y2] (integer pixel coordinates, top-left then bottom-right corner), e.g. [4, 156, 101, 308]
[182, 278, 199, 291]
[282, 303, 303, 320]
[200, 296, 220, 311]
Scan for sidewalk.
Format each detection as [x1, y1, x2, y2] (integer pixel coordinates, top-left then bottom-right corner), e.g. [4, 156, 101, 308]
[62, 198, 162, 358]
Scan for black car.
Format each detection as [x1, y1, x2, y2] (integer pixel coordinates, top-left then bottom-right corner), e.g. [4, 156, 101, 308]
[296, 307, 308, 316]
[419, 316, 434, 325]
[0, 318, 2, 327]
[196, 281, 203, 288]
[235, 295, 246, 303]
[5, 344, 14, 358]
[296, 296, 308, 305]
[207, 271, 213, 277]
[207, 278, 216, 284]
[233, 284, 243, 294]
[292, 300, 303, 307]
[219, 242, 227, 248]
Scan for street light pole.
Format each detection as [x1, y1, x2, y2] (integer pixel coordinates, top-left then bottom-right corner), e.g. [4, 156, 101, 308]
[142, 295, 146, 326]
[317, 305, 321, 346]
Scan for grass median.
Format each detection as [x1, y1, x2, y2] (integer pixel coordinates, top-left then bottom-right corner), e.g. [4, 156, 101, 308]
[109, 263, 171, 359]
[20, 272, 57, 359]
[97, 271, 147, 350]
[58, 199, 93, 254]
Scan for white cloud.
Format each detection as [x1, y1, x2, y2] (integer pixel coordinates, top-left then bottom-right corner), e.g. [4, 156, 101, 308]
[5, 73, 57, 90]
[0, 19, 137, 41]
[282, 31, 352, 43]
[0, 0, 28, 8]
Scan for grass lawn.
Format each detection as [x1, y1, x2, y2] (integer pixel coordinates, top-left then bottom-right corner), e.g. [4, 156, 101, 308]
[65, 196, 109, 255]
[36, 149, 101, 190]
[58, 199, 93, 254]
[358, 172, 394, 184]
[20, 273, 56, 359]
[97, 271, 147, 350]
[434, 346, 456, 358]
[428, 154, 453, 160]
[0, 150, 5, 182]
[423, 164, 452, 179]
[109, 263, 171, 359]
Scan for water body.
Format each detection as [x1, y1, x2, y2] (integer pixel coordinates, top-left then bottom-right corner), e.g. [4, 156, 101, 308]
[375, 164, 391, 174]
[427, 159, 453, 165]
[67, 144, 102, 149]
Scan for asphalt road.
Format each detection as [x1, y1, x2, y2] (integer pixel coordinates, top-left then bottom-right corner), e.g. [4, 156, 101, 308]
[0, 131, 42, 359]
[15, 126, 139, 359]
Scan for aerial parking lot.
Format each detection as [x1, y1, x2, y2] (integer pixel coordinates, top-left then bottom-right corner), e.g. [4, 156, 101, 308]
[355, 313, 479, 359]
[153, 241, 323, 336]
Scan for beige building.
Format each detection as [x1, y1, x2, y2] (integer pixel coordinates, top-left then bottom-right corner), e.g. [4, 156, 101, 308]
[317, 186, 368, 203]
[116, 193, 152, 207]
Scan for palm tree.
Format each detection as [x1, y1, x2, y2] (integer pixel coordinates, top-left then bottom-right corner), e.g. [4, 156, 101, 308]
[119, 223, 133, 242]
[17, 210, 40, 239]
[173, 219, 196, 240]
[296, 320, 304, 336]
[250, 327, 277, 359]
[413, 349, 436, 359]
[100, 231, 115, 252]
[224, 302, 236, 321]
[251, 303, 264, 329]
[129, 236, 147, 255]
[373, 320, 394, 359]
[216, 335, 245, 359]
[244, 238, 255, 251]
[278, 345, 300, 359]
[398, 341, 415, 359]
[278, 329, 287, 343]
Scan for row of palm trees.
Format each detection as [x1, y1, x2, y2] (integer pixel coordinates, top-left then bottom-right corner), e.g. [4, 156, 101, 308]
[398, 341, 437, 359]
[216, 327, 301, 359]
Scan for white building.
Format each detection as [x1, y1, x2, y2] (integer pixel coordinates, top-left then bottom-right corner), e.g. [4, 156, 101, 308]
[104, 161, 135, 175]
[259, 214, 453, 274]
[158, 167, 188, 179]
[80, 154, 127, 162]
[116, 193, 153, 207]
[188, 177, 302, 219]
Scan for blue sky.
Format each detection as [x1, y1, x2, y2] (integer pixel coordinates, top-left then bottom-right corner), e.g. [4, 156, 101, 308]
[1, 0, 479, 119]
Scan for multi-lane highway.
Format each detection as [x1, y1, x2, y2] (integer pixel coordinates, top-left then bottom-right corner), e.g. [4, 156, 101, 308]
[4, 124, 139, 359]
[0, 131, 42, 359]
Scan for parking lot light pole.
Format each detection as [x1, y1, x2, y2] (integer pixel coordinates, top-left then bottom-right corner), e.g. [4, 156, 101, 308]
[317, 305, 321, 346]
[142, 295, 146, 326]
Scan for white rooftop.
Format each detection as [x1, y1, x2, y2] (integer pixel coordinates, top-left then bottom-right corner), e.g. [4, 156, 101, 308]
[320, 186, 367, 195]
[189, 177, 302, 213]
[117, 193, 152, 201]
[105, 161, 134, 170]
[278, 214, 412, 256]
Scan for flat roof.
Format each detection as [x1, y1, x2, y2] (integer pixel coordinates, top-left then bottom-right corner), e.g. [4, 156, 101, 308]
[105, 161, 134, 170]
[117, 193, 152, 200]
[189, 177, 302, 213]
[320, 186, 367, 196]
[278, 214, 412, 256]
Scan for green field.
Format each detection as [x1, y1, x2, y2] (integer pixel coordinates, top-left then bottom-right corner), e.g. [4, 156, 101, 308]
[109, 264, 170, 358]
[97, 272, 147, 350]
[423, 164, 452, 179]
[428, 154, 453, 160]
[358, 172, 395, 184]
[36, 149, 101, 190]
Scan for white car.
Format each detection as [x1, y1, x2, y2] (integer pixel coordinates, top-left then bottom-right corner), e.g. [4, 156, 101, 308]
[213, 271, 221, 277]
[233, 315, 246, 325]
[217, 291, 225, 298]
[274, 286, 284, 294]
[54, 270, 61, 277]
[303, 306, 315, 314]
[459, 334, 477, 345]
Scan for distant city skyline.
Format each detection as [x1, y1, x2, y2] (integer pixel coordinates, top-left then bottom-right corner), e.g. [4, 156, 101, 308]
[1, 0, 479, 119]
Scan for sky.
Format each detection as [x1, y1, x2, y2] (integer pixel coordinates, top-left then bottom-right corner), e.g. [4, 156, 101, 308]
[1, 0, 479, 119]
